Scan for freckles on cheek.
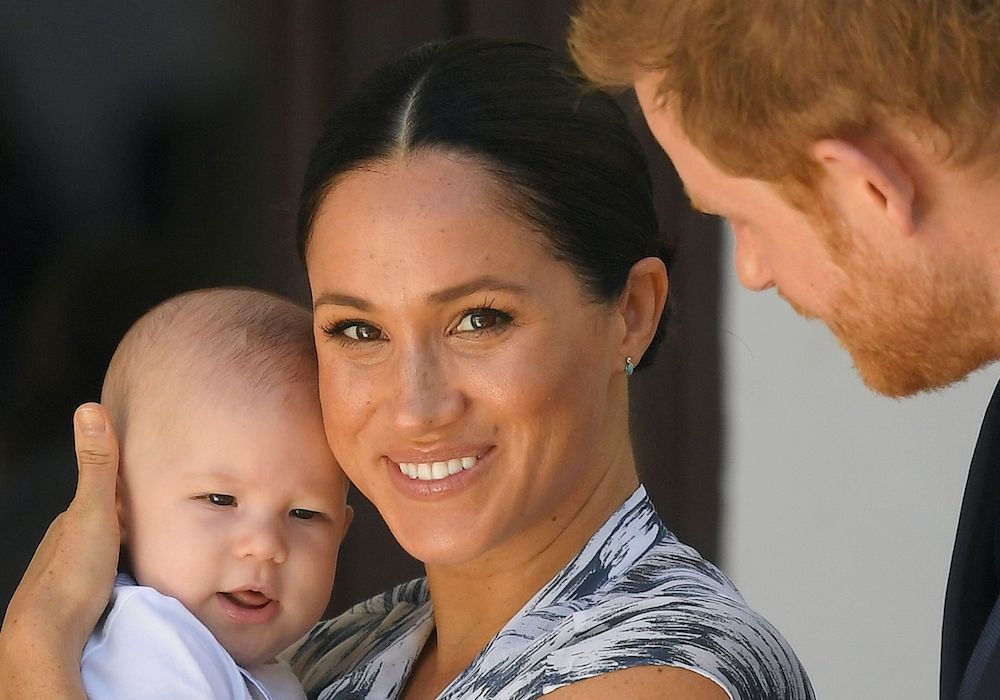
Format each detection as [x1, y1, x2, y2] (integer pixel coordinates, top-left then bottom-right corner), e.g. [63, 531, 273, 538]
[320, 367, 380, 453]
[513, 355, 587, 417]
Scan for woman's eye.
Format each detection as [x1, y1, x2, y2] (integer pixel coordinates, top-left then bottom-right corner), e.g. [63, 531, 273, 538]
[344, 323, 382, 340]
[455, 308, 511, 333]
[206, 494, 235, 507]
[290, 508, 321, 520]
[328, 321, 384, 342]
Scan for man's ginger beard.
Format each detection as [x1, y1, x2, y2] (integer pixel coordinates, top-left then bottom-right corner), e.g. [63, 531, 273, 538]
[780, 209, 998, 398]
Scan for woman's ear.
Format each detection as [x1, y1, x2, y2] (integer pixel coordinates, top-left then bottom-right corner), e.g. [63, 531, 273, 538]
[617, 256, 669, 366]
[812, 138, 916, 237]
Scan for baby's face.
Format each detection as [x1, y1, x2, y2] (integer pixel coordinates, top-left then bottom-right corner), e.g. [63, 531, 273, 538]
[118, 384, 350, 668]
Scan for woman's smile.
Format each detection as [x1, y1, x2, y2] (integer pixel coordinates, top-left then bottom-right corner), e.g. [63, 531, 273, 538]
[397, 456, 478, 481]
[390, 447, 488, 482]
[384, 449, 495, 499]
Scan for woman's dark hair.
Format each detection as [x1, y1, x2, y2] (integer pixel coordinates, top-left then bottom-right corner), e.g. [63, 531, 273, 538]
[297, 37, 670, 367]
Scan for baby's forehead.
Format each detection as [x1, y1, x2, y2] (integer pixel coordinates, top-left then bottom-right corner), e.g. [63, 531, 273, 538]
[108, 289, 318, 402]
[125, 375, 344, 484]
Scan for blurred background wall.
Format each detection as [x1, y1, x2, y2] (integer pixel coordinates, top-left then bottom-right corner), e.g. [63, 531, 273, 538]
[2, 3, 995, 699]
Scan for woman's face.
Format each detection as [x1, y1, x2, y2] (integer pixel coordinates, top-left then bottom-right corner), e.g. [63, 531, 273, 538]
[306, 152, 635, 571]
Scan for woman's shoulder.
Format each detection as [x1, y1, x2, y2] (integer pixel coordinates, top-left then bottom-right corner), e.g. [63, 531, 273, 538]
[432, 528, 812, 700]
[443, 488, 814, 700]
[537, 534, 814, 700]
[284, 578, 432, 696]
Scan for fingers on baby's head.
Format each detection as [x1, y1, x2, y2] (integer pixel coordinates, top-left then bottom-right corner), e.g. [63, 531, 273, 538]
[102, 287, 318, 437]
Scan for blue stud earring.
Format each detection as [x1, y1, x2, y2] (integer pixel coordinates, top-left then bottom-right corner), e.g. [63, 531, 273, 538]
[624, 356, 635, 376]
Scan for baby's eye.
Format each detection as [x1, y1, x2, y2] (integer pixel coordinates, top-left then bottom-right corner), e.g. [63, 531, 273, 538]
[206, 494, 236, 507]
[455, 308, 512, 333]
[290, 508, 321, 520]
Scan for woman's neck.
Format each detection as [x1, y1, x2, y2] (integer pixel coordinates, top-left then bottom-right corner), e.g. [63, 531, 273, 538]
[408, 451, 640, 698]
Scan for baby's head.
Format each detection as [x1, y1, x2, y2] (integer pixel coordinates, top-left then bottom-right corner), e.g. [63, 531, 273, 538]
[102, 288, 351, 668]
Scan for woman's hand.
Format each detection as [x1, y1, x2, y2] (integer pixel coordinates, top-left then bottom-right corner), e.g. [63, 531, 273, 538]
[0, 403, 121, 700]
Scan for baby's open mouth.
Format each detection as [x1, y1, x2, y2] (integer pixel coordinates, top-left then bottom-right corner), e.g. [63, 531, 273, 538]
[222, 590, 272, 609]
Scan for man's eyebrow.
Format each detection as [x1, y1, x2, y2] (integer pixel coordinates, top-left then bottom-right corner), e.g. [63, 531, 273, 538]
[313, 276, 529, 311]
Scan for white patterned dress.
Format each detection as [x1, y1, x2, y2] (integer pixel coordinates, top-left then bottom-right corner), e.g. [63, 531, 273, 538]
[288, 486, 814, 700]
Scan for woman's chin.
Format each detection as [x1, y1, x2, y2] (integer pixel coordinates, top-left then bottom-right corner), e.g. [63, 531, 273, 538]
[385, 517, 496, 569]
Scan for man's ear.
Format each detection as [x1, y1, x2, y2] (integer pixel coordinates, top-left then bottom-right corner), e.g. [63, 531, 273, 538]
[813, 138, 916, 237]
[617, 256, 669, 367]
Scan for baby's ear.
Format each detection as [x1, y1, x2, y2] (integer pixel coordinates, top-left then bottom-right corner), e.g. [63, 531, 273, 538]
[115, 474, 128, 545]
[342, 505, 355, 538]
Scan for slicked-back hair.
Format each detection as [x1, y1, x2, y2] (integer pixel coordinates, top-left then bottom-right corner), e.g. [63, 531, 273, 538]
[296, 38, 670, 368]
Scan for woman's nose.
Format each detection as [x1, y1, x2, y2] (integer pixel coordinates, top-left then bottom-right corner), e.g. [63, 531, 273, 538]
[391, 345, 464, 434]
[234, 520, 288, 565]
[732, 224, 775, 292]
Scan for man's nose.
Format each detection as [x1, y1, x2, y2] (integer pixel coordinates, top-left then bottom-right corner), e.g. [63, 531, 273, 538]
[732, 223, 775, 292]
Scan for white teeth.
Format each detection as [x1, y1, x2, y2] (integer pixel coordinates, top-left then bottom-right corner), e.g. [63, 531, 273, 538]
[397, 455, 480, 481]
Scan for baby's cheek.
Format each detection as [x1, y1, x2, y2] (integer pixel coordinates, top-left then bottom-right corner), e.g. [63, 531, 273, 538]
[124, 523, 166, 585]
[312, 538, 340, 602]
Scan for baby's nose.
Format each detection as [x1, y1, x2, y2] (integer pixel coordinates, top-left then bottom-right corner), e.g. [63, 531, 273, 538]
[234, 522, 288, 564]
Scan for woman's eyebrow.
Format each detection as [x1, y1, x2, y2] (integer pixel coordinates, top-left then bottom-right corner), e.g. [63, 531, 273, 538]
[427, 276, 529, 304]
[313, 277, 529, 311]
[313, 292, 371, 311]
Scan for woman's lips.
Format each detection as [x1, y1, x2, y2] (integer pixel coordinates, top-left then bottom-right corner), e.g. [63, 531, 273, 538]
[216, 590, 279, 624]
[396, 454, 479, 481]
[384, 447, 495, 496]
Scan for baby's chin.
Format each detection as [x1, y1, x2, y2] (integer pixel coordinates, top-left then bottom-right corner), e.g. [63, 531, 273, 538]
[208, 619, 302, 669]
[222, 636, 287, 669]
